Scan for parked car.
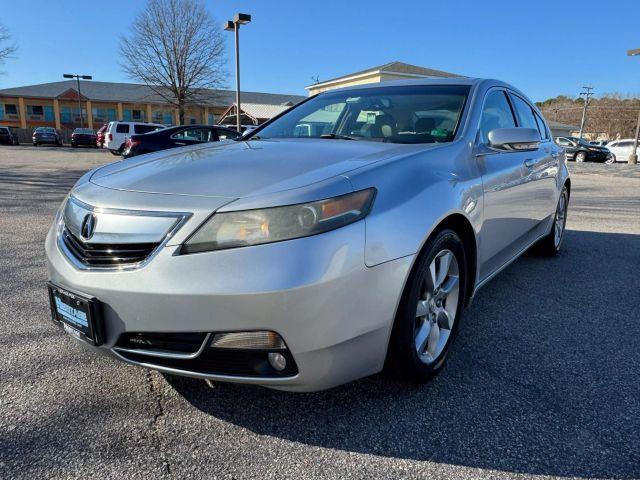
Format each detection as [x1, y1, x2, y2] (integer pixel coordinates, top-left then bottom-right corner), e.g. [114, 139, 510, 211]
[71, 128, 98, 148]
[104, 121, 165, 155]
[46, 78, 570, 392]
[219, 124, 259, 135]
[96, 124, 107, 148]
[589, 140, 608, 146]
[32, 127, 62, 147]
[605, 139, 639, 163]
[0, 126, 19, 145]
[122, 125, 242, 158]
[554, 136, 613, 163]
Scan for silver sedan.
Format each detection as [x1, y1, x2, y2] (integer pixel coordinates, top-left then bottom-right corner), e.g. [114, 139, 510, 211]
[45, 78, 569, 392]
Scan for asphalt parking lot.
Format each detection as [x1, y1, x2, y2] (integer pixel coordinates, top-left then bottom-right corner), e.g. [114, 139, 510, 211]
[0, 146, 639, 480]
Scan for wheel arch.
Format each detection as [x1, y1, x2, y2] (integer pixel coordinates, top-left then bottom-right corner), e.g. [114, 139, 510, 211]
[432, 213, 477, 306]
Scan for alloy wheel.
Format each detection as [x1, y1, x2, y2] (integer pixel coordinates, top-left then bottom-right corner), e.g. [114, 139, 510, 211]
[414, 249, 460, 365]
[554, 192, 567, 248]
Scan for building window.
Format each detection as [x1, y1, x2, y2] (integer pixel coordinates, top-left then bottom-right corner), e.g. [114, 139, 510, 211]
[5, 104, 18, 116]
[60, 106, 87, 125]
[27, 105, 44, 117]
[132, 109, 143, 121]
[152, 110, 174, 125]
[208, 113, 216, 125]
[92, 107, 117, 124]
[44, 105, 54, 122]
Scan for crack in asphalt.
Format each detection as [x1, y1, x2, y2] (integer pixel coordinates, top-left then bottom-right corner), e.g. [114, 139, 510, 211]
[146, 370, 172, 477]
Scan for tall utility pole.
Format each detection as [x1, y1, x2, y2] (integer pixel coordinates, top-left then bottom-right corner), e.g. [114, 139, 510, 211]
[224, 13, 252, 133]
[627, 48, 639, 165]
[578, 86, 594, 140]
[63, 73, 92, 128]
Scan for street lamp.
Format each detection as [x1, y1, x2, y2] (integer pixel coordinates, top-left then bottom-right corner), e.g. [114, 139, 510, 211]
[627, 48, 639, 165]
[224, 13, 251, 133]
[63, 73, 92, 129]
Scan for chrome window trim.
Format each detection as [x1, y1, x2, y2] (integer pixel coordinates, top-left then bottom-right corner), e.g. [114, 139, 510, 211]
[113, 333, 212, 360]
[56, 195, 192, 272]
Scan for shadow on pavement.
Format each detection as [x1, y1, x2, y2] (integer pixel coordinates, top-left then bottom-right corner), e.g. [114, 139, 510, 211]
[166, 229, 640, 479]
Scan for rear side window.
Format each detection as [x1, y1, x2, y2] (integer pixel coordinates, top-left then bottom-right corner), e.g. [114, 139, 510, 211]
[116, 124, 130, 133]
[479, 90, 516, 144]
[134, 124, 160, 134]
[217, 129, 241, 141]
[534, 112, 549, 140]
[509, 94, 539, 134]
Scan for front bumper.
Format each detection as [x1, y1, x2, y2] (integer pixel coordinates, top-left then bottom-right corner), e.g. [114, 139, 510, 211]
[46, 219, 412, 391]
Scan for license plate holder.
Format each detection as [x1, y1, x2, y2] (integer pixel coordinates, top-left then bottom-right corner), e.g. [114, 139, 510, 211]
[47, 282, 104, 346]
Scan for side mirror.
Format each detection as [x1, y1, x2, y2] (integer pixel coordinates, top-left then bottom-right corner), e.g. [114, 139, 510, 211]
[488, 128, 540, 151]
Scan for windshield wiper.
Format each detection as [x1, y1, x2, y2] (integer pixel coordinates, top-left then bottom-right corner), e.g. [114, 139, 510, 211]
[319, 133, 358, 141]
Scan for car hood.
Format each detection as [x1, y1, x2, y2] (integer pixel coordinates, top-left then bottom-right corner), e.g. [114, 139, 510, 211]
[90, 138, 432, 198]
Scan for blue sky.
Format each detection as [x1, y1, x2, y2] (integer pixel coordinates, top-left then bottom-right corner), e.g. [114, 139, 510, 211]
[1, 0, 639, 102]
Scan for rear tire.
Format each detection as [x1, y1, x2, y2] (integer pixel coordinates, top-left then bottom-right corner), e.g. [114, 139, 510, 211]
[388, 229, 467, 383]
[109, 149, 120, 156]
[575, 151, 586, 163]
[534, 185, 569, 256]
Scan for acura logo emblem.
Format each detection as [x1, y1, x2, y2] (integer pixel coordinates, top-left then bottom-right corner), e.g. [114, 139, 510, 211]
[80, 213, 97, 240]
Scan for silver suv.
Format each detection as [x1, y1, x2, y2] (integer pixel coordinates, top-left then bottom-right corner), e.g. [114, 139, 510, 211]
[46, 78, 569, 392]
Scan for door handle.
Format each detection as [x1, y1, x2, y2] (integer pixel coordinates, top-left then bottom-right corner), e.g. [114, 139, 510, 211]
[524, 159, 536, 168]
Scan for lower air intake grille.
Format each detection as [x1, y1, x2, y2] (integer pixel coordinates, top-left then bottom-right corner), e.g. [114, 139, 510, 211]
[61, 227, 158, 267]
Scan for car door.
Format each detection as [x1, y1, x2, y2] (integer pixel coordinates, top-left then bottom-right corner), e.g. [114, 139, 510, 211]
[475, 89, 544, 280]
[612, 140, 633, 162]
[509, 92, 559, 222]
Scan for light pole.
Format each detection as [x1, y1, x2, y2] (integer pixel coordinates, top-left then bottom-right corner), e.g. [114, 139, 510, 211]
[627, 48, 640, 165]
[63, 73, 92, 128]
[224, 13, 251, 133]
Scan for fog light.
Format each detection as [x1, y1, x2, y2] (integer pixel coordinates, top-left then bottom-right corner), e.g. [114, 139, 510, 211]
[268, 352, 287, 371]
[210, 331, 285, 350]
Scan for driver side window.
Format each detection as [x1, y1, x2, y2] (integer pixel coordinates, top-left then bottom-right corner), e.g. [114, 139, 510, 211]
[479, 90, 516, 144]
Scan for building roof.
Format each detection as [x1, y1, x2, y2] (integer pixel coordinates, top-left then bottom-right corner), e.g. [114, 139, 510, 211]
[0, 80, 306, 107]
[306, 61, 462, 90]
[238, 103, 292, 120]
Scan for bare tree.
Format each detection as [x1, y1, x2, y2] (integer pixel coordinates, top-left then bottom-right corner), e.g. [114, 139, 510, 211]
[120, 0, 226, 124]
[0, 24, 17, 72]
[538, 94, 640, 139]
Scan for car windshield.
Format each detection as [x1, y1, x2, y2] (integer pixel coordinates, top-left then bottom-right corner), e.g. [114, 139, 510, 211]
[36, 127, 55, 133]
[73, 128, 94, 134]
[254, 85, 470, 144]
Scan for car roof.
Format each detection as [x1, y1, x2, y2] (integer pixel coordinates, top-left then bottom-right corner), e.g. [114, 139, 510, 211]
[315, 77, 537, 106]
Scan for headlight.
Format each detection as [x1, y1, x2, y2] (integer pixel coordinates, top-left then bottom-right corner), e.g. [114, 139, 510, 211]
[181, 188, 376, 254]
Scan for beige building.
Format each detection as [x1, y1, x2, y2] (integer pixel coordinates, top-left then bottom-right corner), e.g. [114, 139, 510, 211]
[0, 80, 305, 133]
[305, 61, 462, 96]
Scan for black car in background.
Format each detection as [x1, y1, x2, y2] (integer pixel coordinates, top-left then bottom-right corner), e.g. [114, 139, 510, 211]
[32, 127, 63, 147]
[555, 136, 613, 163]
[122, 124, 242, 158]
[0, 126, 19, 145]
[71, 128, 97, 148]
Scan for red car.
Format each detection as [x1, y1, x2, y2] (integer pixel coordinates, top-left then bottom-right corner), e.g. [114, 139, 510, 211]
[96, 124, 107, 148]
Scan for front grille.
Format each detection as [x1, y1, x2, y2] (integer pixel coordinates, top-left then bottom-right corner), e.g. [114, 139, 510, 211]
[61, 227, 158, 267]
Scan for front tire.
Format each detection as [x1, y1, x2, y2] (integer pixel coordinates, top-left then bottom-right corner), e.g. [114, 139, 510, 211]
[575, 151, 586, 163]
[535, 185, 569, 256]
[389, 229, 467, 383]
